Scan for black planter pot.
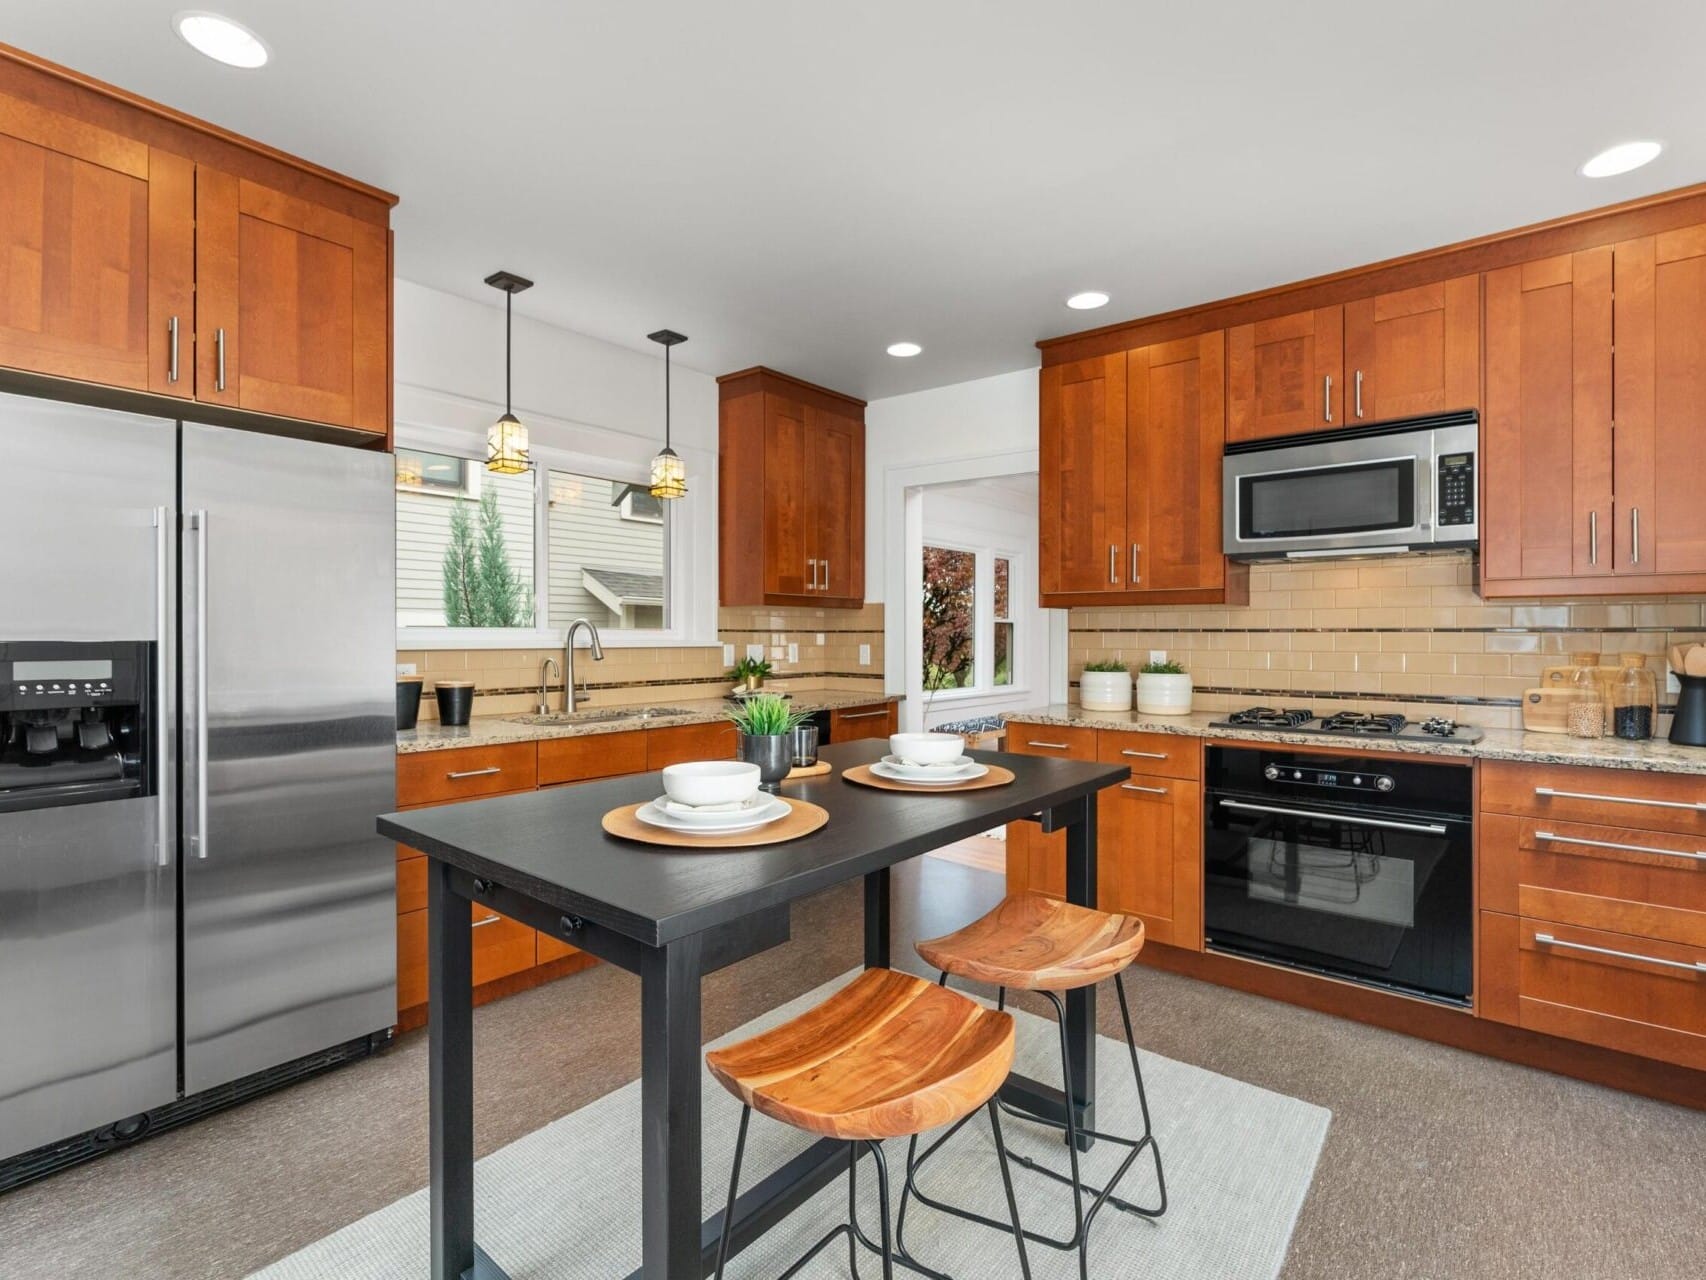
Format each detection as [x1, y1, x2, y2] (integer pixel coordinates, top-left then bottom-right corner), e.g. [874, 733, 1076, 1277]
[397, 676, 424, 730]
[434, 680, 475, 727]
[738, 733, 793, 793]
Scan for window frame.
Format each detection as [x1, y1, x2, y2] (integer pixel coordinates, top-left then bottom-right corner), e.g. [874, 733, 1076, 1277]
[919, 537, 1026, 704]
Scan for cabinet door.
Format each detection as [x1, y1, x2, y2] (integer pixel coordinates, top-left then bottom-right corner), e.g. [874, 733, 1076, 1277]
[196, 170, 388, 431]
[1343, 274, 1480, 423]
[1227, 306, 1343, 442]
[1039, 354, 1127, 595]
[1127, 332, 1226, 593]
[806, 404, 863, 602]
[1098, 774, 1202, 949]
[1613, 228, 1706, 577]
[0, 94, 193, 395]
[761, 392, 814, 599]
[1481, 250, 1613, 582]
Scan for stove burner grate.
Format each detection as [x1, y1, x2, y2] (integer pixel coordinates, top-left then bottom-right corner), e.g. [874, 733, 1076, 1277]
[1318, 711, 1408, 736]
[1225, 706, 1315, 728]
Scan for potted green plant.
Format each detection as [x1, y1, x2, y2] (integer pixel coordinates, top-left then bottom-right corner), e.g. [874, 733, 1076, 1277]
[1079, 659, 1132, 711]
[1136, 658, 1193, 715]
[730, 656, 774, 693]
[726, 694, 811, 791]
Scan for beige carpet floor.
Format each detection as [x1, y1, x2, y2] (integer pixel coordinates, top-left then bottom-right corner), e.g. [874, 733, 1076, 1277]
[1, 857, 1703, 1279]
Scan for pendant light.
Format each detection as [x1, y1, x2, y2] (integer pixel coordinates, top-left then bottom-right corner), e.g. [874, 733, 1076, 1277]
[647, 328, 688, 500]
[484, 270, 533, 474]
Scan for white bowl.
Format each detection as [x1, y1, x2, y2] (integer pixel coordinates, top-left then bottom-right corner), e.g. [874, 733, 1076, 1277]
[661, 760, 761, 808]
[888, 732, 964, 767]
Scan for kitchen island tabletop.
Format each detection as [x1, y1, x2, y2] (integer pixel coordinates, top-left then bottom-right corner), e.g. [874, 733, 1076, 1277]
[380, 738, 1129, 1280]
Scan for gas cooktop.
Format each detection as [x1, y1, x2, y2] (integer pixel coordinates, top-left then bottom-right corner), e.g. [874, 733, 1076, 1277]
[1209, 706, 1484, 743]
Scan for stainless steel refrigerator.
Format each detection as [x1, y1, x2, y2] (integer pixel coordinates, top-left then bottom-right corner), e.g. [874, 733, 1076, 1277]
[0, 390, 396, 1173]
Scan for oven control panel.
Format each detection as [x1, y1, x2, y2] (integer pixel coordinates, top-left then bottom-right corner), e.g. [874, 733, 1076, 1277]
[1436, 451, 1475, 527]
[1263, 762, 1394, 792]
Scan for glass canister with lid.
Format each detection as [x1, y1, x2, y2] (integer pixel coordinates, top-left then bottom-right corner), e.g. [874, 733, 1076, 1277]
[1612, 653, 1658, 740]
[1566, 650, 1606, 738]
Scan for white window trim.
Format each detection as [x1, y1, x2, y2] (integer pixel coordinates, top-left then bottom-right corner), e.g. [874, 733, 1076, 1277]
[394, 401, 719, 651]
[920, 535, 1030, 704]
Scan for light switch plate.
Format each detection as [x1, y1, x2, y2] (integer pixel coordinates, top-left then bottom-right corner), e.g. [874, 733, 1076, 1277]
[396, 662, 417, 676]
[859, 644, 871, 666]
[816, 633, 825, 646]
[722, 643, 735, 666]
[787, 643, 798, 663]
[1149, 649, 1167, 665]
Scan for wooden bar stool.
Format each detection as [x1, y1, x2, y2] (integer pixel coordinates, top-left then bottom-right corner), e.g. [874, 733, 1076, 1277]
[899, 891, 1168, 1280]
[707, 967, 1032, 1279]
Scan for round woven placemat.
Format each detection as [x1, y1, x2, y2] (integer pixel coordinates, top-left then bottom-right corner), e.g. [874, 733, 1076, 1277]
[601, 797, 828, 848]
[841, 763, 1016, 793]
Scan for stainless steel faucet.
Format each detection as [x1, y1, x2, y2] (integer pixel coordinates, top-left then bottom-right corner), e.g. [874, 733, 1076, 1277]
[563, 618, 605, 711]
[538, 657, 560, 715]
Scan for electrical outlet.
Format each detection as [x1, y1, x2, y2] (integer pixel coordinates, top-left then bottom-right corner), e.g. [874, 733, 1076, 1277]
[816, 633, 825, 646]
[787, 642, 798, 663]
[722, 644, 735, 667]
[1149, 650, 1167, 665]
[396, 662, 417, 676]
[859, 644, 871, 666]
[745, 644, 765, 663]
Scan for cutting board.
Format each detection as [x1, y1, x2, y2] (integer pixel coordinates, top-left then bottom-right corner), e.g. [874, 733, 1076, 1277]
[1539, 664, 1617, 715]
[1521, 687, 1596, 734]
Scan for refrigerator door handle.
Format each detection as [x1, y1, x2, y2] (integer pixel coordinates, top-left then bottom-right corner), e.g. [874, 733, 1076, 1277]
[154, 506, 173, 867]
[189, 509, 210, 860]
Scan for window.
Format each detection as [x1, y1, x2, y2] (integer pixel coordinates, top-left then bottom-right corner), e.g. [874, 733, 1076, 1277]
[547, 471, 666, 632]
[922, 546, 976, 691]
[395, 448, 472, 496]
[993, 556, 1013, 686]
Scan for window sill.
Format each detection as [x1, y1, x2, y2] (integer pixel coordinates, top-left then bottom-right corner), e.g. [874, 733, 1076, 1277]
[920, 685, 1029, 704]
[397, 627, 719, 651]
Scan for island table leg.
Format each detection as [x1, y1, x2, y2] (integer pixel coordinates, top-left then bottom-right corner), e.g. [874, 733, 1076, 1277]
[864, 867, 891, 969]
[1061, 793, 1098, 1137]
[428, 860, 477, 1280]
[640, 933, 706, 1279]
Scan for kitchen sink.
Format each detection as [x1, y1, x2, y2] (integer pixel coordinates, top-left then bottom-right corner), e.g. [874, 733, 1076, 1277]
[505, 706, 697, 726]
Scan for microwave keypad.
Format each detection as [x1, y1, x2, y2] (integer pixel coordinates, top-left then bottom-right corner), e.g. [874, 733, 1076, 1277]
[1437, 453, 1475, 526]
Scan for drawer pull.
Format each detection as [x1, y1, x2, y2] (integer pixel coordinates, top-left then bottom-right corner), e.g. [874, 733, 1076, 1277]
[1121, 784, 1168, 795]
[1121, 749, 1169, 760]
[1534, 786, 1706, 813]
[839, 710, 889, 720]
[1533, 831, 1706, 863]
[1026, 740, 1071, 750]
[447, 766, 503, 780]
[1532, 932, 1706, 975]
[472, 915, 502, 929]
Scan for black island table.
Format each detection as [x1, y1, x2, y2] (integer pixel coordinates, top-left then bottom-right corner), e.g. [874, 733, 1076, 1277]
[379, 738, 1129, 1280]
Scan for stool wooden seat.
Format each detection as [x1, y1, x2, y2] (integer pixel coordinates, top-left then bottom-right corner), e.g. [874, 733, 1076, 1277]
[916, 891, 1146, 992]
[707, 967, 1015, 1141]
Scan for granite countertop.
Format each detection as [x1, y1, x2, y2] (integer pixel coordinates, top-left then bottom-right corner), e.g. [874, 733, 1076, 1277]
[1003, 705, 1706, 776]
[398, 691, 900, 754]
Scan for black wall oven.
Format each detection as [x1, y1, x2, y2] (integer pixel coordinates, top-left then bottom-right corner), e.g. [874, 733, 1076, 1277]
[1203, 745, 1473, 1006]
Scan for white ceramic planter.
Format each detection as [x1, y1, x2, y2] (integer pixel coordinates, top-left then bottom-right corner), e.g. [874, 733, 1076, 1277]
[1079, 670, 1133, 712]
[1136, 672, 1193, 715]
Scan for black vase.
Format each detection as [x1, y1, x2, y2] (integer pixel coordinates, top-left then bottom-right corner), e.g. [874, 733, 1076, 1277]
[1670, 675, 1706, 748]
[397, 676, 424, 730]
[434, 681, 475, 727]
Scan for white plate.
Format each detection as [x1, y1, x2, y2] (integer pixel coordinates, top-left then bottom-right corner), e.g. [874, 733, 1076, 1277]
[880, 754, 975, 775]
[634, 796, 790, 834]
[653, 793, 771, 825]
[869, 760, 989, 786]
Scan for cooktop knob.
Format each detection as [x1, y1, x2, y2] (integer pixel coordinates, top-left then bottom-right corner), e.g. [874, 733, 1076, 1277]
[1376, 776, 1395, 792]
[1263, 764, 1280, 780]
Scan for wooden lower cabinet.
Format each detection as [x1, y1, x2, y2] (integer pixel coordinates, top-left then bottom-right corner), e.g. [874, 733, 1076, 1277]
[647, 720, 737, 769]
[395, 905, 539, 1013]
[830, 702, 895, 742]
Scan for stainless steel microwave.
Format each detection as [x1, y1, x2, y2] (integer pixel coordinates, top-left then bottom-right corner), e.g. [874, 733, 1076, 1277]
[1222, 412, 1478, 560]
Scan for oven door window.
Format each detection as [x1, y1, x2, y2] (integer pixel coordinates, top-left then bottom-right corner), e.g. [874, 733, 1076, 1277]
[1238, 457, 1415, 541]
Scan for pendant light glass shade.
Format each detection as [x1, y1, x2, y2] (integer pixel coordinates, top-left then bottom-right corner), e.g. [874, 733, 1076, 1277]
[484, 270, 534, 475]
[647, 328, 689, 500]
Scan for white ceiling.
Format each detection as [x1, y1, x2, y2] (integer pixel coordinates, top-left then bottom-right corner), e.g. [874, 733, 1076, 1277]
[12, 2, 1704, 399]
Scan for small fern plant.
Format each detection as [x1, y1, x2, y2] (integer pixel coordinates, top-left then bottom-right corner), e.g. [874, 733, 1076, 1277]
[726, 694, 810, 737]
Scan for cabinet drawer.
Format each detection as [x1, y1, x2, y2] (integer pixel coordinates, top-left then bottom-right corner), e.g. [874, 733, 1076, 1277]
[397, 743, 538, 807]
[1479, 812, 1706, 945]
[395, 905, 538, 1012]
[1096, 731, 1200, 781]
[538, 730, 647, 786]
[397, 855, 426, 915]
[646, 722, 737, 770]
[1005, 724, 1097, 760]
[1480, 761, 1706, 838]
[1480, 912, 1706, 1071]
[830, 703, 894, 742]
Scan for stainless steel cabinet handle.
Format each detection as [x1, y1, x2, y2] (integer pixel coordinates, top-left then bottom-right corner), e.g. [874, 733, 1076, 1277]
[839, 709, 889, 720]
[1354, 369, 1364, 418]
[1218, 798, 1448, 835]
[447, 766, 503, 780]
[154, 506, 172, 867]
[190, 510, 209, 860]
[1589, 511, 1598, 566]
[1533, 932, 1706, 975]
[1121, 783, 1168, 795]
[805, 559, 817, 591]
[1533, 830, 1706, 863]
[1130, 543, 1140, 584]
[1323, 373, 1333, 423]
[1121, 749, 1169, 759]
[1631, 507, 1640, 566]
[1108, 545, 1119, 585]
[821, 559, 829, 591]
[216, 328, 227, 392]
[472, 914, 502, 929]
[1533, 785, 1705, 813]
[168, 316, 180, 383]
[1026, 740, 1071, 750]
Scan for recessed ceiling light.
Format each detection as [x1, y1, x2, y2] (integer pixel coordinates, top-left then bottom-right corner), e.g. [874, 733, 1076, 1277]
[886, 342, 922, 358]
[174, 11, 270, 68]
[1066, 291, 1110, 310]
[1580, 140, 1662, 178]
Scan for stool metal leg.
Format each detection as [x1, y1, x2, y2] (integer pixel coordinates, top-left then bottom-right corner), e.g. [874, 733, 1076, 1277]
[713, 1106, 751, 1280]
[986, 1098, 1034, 1280]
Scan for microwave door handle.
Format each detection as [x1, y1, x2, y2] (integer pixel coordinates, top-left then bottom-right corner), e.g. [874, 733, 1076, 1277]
[1218, 798, 1449, 836]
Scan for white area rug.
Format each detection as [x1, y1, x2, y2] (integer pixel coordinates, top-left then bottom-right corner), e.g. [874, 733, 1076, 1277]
[251, 973, 1330, 1279]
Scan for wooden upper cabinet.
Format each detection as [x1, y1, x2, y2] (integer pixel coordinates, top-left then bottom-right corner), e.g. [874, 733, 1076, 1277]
[1343, 274, 1480, 423]
[1613, 227, 1706, 579]
[1481, 249, 1613, 585]
[1039, 353, 1126, 596]
[196, 171, 389, 433]
[0, 91, 193, 397]
[1227, 306, 1343, 442]
[719, 368, 866, 608]
[1127, 332, 1226, 594]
